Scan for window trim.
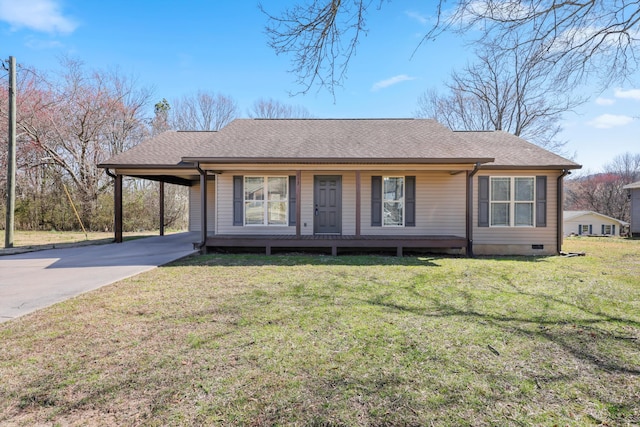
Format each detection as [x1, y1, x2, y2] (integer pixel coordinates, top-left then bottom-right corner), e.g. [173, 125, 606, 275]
[382, 176, 405, 227]
[489, 176, 536, 228]
[243, 175, 289, 226]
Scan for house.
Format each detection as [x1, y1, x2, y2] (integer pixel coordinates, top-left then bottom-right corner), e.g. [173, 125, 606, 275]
[623, 181, 640, 237]
[98, 118, 581, 256]
[563, 211, 628, 236]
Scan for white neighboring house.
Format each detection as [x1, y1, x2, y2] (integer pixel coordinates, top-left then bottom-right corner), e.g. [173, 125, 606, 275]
[563, 211, 628, 236]
[623, 181, 640, 237]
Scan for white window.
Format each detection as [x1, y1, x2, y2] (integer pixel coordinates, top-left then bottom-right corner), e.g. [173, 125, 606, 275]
[244, 176, 288, 226]
[603, 224, 613, 235]
[580, 224, 590, 235]
[490, 177, 535, 227]
[383, 177, 404, 226]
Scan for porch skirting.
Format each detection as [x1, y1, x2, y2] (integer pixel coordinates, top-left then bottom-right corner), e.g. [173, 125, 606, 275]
[200, 234, 467, 256]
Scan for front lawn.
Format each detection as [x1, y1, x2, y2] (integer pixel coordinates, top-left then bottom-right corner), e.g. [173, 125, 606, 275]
[1, 238, 638, 426]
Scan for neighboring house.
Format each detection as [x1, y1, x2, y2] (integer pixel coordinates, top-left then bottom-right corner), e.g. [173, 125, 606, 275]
[623, 181, 640, 237]
[563, 211, 627, 237]
[98, 119, 581, 256]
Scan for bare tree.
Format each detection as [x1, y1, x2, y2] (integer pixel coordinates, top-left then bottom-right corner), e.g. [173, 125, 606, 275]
[248, 97, 313, 118]
[264, 1, 640, 94]
[606, 152, 640, 183]
[430, 0, 640, 86]
[261, 1, 380, 97]
[15, 57, 152, 229]
[169, 91, 238, 131]
[416, 41, 583, 153]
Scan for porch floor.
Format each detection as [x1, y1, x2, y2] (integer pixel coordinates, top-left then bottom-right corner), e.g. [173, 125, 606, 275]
[201, 234, 467, 256]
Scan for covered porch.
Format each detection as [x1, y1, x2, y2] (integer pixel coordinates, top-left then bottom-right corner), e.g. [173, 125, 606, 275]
[202, 234, 467, 256]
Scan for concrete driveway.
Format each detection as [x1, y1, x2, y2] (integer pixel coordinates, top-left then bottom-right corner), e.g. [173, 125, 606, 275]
[0, 232, 199, 323]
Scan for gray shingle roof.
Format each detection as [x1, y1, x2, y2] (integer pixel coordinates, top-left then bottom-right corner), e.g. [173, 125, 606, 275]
[455, 130, 580, 169]
[99, 131, 214, 167]
[99, 119, 580, 169]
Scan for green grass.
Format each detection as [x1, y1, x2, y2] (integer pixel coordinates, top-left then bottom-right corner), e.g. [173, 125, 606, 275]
[1, 237, 639, 426]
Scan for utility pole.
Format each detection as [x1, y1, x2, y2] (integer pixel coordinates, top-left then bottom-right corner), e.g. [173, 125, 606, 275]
[5, 56, 16, 248]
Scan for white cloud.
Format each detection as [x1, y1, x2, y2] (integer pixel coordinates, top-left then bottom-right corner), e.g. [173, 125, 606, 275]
[587, 114, 634, 129]
[0, 0, 77, 34]
[614, 88, 640, 100]
[405, 11, 428, 26]
[595, 97, 615, 106]
[371, 74, 415, 91]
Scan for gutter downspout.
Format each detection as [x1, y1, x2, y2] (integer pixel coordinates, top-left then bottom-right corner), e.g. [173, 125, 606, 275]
[196, 163, 207, 253]
[557, 169, 571, 254]
[467, 163, 482, 257]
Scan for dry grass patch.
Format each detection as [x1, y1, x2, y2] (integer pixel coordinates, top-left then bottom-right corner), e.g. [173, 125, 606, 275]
[0, 237, 639, 426]
[0, 230, 178, 253]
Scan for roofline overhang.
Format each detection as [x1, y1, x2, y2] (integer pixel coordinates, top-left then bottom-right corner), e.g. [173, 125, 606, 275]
[182, 157, 496, 165]
[97, 163, 196, 169]
[480, 164, 582, 170]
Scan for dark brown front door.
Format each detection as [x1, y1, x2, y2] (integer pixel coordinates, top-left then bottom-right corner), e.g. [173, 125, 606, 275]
[314, 175, 341, 234]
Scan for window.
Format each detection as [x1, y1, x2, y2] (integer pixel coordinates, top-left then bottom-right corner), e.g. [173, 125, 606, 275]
[580, 224, 590, 235]
[490, 177, 535, 227]
[244, 176, 288, 226]
[383, 177, 404, 226]
[603, 224, 613, 235]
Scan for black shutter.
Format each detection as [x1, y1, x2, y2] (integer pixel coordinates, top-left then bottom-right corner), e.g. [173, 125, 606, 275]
[405, 176, 416, 227]
[233, 175, 243, 226]
[478, 176, 489, 227]
[613, 225, 616, 235]
[289, 175, 296, 226]
[579, 224, 582, 235]
[371, 176, 382, 227]
[536, 176, 547, 227]
[601, 224, 605, 235]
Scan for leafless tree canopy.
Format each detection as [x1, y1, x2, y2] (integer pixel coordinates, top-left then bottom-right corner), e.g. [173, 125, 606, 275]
[433, 0, 640, 85]
[248, 97, 313, 118]
[264, 1, 640, 94]
[12, 58, 152, 228]
[169, 91, 238, 131]
[261, 1, 383, 96]
[416, 41, 583, 153]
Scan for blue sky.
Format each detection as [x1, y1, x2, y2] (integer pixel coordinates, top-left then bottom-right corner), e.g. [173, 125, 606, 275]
[1, 0, 638, 172]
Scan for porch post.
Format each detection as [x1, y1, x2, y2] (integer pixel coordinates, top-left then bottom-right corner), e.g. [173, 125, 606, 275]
[557, 170, 570, 253]
[159, 181, 165, 236]
[114, 174, 123, 243]
[467, 163, 481, 257]
[199, 166, 207, 248]
[355, 170, 361, 237]
[296, 170, 301, 237]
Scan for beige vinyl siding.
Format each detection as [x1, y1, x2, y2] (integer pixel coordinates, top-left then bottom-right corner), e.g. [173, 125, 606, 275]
[361, 171, 466, 236]
[473, 171, 558, 254]
[189, 181, 215, 232]
[216, 172, 296, 235]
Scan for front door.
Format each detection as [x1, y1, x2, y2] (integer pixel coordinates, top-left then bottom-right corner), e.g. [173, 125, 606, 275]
[314, 175, 342, 234]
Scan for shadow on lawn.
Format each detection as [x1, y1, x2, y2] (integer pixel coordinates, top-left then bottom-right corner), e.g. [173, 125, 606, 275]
[366, 283, 640, 377]
[171, 252, 555, 268]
